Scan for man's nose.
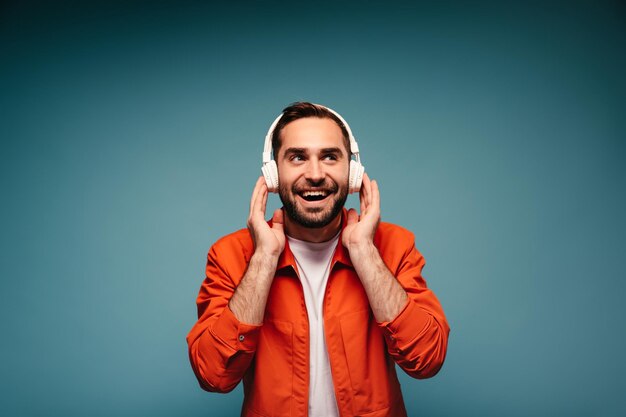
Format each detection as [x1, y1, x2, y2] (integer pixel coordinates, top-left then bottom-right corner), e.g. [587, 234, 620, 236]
[304, 159, 324, 183]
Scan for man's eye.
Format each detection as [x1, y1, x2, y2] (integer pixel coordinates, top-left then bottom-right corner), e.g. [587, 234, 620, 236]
[290, 155, 305, 161]
[323, 154, 338, 161]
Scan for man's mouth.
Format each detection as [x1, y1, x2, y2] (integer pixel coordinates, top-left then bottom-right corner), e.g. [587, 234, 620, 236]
[298, 190, 331, 202]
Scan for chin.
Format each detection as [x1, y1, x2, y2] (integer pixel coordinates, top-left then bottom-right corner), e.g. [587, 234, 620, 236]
[281, 194, 346, 229]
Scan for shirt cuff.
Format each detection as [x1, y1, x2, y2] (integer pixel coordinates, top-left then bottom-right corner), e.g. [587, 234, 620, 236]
[211, 304, 262, 352]
[378, 299, 432, 353]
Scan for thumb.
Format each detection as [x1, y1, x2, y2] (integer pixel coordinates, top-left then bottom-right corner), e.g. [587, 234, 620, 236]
[271, 209, 284, 231]
[346, 208, 359, 225]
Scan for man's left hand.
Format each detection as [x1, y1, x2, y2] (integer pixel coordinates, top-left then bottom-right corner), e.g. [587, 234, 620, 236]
[342, 173, 380, 251]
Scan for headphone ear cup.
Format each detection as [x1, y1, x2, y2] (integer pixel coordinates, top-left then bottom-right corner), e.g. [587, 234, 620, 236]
[262, 161, 279, 193]
[349, 160, 365, 194]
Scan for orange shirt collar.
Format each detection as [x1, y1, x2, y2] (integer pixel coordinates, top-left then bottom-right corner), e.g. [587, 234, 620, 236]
[276, 207, 353, 272]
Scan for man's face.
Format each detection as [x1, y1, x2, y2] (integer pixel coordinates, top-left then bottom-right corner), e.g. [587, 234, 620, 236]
[276, 117, 350, 229]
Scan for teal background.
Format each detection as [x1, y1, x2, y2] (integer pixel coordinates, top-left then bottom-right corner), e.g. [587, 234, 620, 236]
[1, 1, 625, 416]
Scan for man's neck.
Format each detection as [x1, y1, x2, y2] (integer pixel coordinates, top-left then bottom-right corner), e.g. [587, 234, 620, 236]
[284, 212, 342, 243]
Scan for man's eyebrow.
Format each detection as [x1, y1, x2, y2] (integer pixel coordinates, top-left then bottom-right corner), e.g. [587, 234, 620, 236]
[320, 147, 344, 154]
[282, 147, 345, 157]
[283, 147, 307, 154]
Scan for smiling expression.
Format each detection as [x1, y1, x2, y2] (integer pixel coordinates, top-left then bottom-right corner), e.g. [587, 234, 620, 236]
[276, 117, 350, 229]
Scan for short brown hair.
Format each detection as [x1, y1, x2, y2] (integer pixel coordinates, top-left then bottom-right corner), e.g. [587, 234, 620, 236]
[271, 102, 351, 159]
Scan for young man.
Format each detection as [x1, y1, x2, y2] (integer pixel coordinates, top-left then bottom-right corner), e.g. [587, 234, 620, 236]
[187, 102, 449, 417]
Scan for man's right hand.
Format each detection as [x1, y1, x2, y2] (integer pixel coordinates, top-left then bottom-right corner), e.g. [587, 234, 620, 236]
[247, 176, 285, 258]
[228, 177, 285, 325]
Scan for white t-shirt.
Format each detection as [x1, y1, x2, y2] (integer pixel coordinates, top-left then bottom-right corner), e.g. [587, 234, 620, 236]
[287, 233, 340, 417]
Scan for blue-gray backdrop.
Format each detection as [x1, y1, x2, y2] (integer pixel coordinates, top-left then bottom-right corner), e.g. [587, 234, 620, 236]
[1, 1, 624, 416]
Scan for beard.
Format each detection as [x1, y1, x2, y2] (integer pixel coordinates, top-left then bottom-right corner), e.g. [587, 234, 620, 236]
[279, 178, 348, 229]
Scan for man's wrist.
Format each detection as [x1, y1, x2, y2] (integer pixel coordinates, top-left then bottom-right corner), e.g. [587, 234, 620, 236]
[347, 241, 378, 260]
[250, 249, 280, 267]
[250, 247, 280, 265]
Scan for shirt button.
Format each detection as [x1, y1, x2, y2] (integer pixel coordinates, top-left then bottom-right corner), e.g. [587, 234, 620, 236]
[389, 335, 395, 341]
[239, 335, 245, 342]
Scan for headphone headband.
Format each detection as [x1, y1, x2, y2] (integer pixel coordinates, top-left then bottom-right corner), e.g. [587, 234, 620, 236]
[263, 104, 360, 163]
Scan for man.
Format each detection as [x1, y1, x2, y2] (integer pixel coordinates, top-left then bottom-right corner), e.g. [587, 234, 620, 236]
[187, 102, 449, 417]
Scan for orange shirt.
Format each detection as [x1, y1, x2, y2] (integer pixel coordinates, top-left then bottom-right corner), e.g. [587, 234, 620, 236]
[187, 211, 450, 417]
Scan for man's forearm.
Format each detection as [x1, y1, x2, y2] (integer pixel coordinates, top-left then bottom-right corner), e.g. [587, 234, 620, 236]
[349, 242, 408, 323]
[228, 251, 279, 325]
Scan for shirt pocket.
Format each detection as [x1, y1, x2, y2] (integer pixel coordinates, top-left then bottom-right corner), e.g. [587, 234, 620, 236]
[339, 309, 400, 414]
[250, 319, 293, 416]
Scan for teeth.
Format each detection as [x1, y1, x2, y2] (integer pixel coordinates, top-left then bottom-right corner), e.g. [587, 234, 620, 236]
[302, 191, 327, 197]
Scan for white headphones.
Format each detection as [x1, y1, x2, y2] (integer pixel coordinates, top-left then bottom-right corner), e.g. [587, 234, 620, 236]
[261, 104, 365, 194]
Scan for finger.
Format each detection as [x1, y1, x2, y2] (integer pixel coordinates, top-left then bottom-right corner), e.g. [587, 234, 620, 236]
[366, 174, 373, 208]
[250, 177, 264, 212]
[359, 184, 366, 215]
[359, 173, 368, 208]
[360, 179, 380, 228]
[271, 208, 284, 231]
[261, 183, 269, 217]
[361, 172, 372, 211]
[370, 179, 380, 217]
[346, 208, 359, 225]
[250, 177, 268, 217]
